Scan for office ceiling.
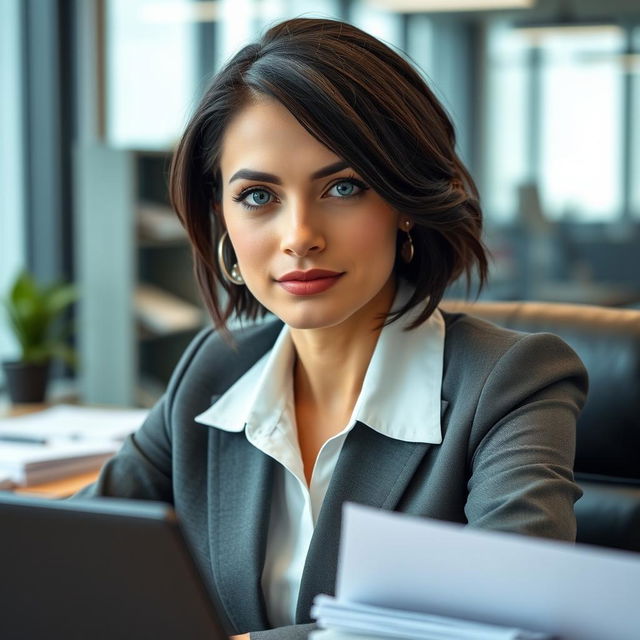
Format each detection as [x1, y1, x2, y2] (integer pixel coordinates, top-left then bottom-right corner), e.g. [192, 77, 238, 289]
[396, 0, 640, 20]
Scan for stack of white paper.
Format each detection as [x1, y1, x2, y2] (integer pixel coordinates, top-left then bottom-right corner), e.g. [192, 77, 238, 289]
[311, 632, 411, 640]
[0, 440, 119, 485]
[311, 595, 550, 640]
[0, 405, 148, 486]
[0, 405, 148, 443]
[311, 503, 640, 640]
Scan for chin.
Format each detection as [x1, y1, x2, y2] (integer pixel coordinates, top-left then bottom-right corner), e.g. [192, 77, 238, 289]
[275, 307, 352, 331]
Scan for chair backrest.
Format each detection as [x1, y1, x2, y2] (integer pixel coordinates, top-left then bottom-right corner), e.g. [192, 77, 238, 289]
[441, 300, 640, 551]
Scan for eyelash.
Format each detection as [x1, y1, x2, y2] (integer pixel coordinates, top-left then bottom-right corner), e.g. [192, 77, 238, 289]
[232, 176, 370, 211]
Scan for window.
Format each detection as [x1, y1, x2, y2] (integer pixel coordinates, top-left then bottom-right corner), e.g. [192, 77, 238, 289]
[631, 24, 640, 220]
[484, 20, 627, 223]
[538, 28, 624, 222]
[106, 0, 348, 147]
[351, 0, 403, 47]
[0, 0, 26, 364]
[483, 21, 529, 223]
[106, 0, 198, 148]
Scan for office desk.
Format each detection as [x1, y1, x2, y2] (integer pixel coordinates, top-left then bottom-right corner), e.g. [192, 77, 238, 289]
[2, 402, 106, 498]
[13, 469, 100, 498]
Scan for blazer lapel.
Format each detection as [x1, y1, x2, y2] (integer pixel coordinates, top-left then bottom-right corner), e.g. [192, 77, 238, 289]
[295, 423, 432, 622]
[208, 428, 274, 634]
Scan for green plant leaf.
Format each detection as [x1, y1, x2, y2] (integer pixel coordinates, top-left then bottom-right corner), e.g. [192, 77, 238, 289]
[10, 271, 38, 306]
[6, 304, 31, 355]
[3, 269, 77, 365]
[44, 283, 78, 315]
[21, 344, 51, 364]
[14, 296, 48, 344]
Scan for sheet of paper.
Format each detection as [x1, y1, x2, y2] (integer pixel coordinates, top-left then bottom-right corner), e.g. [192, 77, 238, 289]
[310, 631, 406, 640]
[312, 594, 550, 640]
[337, 503, 640, 640]
[0, 404, 148, 443]
[0, 439, 119, 484]
[310, 631, 400, 640]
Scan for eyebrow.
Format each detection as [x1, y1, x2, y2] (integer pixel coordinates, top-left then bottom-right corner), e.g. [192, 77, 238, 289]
[228, 160, 350, 185]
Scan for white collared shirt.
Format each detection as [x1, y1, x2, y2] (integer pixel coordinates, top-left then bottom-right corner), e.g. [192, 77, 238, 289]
[195, 284, 445, 626]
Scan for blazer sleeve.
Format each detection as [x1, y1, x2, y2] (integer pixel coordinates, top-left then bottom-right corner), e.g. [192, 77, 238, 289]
[465, 331, 588, 540]
[74, 327, 214, 502]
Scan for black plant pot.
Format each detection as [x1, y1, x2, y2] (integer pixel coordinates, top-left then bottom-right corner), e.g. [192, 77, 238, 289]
[2, 360, 51, 404]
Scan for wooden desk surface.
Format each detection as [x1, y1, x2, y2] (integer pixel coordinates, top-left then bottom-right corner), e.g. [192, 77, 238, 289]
[13, 470, 100, 499]
[2, 401, 105, 498]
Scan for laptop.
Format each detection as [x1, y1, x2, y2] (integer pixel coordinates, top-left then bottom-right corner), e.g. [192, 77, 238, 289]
[0, 493, 231, 640]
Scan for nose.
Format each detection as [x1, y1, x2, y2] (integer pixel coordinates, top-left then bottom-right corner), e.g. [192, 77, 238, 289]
[280, 201, 325, 258]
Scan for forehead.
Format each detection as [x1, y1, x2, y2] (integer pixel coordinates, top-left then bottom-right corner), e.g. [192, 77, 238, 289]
[219, 97, 340, 178]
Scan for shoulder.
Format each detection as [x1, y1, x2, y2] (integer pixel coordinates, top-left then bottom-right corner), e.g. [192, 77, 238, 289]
[439, 309, 588, 421]
[181, 317, 283, 376]
[442, 309, 532, 355]
[440, 309, 586, 373]
[165, 317, 283, 414]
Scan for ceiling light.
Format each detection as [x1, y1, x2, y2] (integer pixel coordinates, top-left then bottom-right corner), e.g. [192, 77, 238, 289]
[515, 22, 623, 44]
[512, 0, 621, 44]
[367, 0, 536, 12]
[139, 1, 218, 24]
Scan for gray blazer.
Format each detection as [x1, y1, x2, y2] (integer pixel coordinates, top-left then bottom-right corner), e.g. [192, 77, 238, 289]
[77, 311, 588, 639]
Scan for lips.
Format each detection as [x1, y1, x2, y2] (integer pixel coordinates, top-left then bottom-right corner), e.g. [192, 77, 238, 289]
[277, 269, 343, 282]
[276, 269, 344, 296]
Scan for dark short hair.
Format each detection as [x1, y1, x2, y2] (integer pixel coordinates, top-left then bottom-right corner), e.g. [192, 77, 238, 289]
[169, 17, 488, 333]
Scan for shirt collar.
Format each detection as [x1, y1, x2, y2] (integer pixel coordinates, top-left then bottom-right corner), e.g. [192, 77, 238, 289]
[194, 325, 295, 434]
[194, 282, 444, 445]
[353, 286, 444, 444]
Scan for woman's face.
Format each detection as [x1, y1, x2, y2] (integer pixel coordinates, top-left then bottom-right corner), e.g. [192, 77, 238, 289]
[219, 97, 406, 331]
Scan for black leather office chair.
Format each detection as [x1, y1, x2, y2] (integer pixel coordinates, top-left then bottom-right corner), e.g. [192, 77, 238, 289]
[441, 300, 640, 552]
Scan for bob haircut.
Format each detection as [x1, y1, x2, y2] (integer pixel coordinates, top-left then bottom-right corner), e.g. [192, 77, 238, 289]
[169, 17, 488, 334]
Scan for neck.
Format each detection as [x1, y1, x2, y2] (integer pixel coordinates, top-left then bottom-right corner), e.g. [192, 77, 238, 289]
[290, 278, 396, 417]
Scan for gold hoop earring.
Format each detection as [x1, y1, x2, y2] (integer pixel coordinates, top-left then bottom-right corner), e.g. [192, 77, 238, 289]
[217, 231, 245, 285]
[400, 220, 414, 264]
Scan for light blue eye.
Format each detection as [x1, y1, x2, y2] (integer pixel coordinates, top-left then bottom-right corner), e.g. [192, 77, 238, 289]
[329, 181, 359, 197]
[249, 190, 271, 205]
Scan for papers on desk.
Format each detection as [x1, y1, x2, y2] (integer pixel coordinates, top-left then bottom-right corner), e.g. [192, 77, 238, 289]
[311, 503, 640, 640]
[0, 405, 148, 486]
[0, 440, 119, 486]
[0, 404, 148, 443]
[311, 596, 549, 640]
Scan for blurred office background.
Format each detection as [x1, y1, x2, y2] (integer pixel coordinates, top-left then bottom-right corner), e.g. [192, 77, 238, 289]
[1, 0, 639, 407]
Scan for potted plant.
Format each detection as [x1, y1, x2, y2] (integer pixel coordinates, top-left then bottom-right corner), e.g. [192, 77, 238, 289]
[1, 270, 77, 404]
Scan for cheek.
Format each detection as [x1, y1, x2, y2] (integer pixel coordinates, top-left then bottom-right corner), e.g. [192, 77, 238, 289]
[344, 211, 398, 260]
[225, 219, 275, 283]
[230, 230, 266, 262]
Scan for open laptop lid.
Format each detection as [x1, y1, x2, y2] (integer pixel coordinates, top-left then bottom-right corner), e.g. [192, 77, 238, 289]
[0, 493, 231, 640]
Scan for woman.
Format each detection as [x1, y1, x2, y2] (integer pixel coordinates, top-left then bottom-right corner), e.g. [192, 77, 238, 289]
[79, 18, 587, 640]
